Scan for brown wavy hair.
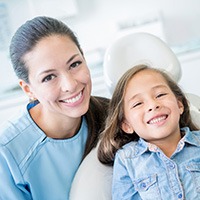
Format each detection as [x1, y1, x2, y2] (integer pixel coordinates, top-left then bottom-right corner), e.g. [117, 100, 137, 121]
[98, 65, 199, 165]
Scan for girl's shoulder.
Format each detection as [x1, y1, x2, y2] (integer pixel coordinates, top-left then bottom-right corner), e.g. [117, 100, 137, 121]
[117, 141, 139, 159]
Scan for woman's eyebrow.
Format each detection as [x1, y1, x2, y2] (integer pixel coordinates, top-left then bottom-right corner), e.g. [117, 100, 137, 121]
[66, 54, 79, 64]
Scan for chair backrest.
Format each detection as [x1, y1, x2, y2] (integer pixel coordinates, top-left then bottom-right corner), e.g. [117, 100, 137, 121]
[103, 32, 182, 94]
[69, 32, 200, 200]
[103, 32, 200, 128]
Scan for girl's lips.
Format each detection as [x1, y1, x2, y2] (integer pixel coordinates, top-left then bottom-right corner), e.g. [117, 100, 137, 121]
[147, 115, 168, 124]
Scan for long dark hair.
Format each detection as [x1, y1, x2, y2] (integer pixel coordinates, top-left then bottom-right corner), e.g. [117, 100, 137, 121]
[10, 16, 83, 83]
[84, 96, 109, 158]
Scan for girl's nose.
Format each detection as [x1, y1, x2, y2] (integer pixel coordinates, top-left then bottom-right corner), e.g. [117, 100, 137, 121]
[61, 73, 78, 92]
[147, 99, 160, 112]
[148, 105, 160, 112]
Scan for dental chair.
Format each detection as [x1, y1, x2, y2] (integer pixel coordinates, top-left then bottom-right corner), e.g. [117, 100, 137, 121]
[70, 32, 200, 200]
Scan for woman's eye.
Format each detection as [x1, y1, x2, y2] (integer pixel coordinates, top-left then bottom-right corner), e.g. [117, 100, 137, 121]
[42, 74, 56, 82]
[157, 93, 167, 98]
[70, 61, 82, 69]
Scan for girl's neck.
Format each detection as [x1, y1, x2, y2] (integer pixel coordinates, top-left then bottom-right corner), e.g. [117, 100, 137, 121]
[148, 131, 182, 158]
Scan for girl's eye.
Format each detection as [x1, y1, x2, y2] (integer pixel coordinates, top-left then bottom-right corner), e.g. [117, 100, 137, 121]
[42, 74, 56, 82]
[156, 93, 167, 98]
[70, 61, 82, 69]
[132, 102, 142, 108]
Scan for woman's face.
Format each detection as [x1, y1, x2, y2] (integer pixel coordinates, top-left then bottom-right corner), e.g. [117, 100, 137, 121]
[121, 69, 184, 145]
[21, 35, 92, 119]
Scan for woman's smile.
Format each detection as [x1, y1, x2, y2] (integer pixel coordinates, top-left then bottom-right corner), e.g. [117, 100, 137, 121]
[59, 90, 83, 106]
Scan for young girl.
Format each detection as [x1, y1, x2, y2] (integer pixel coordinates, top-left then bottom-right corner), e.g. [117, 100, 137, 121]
[98, 65, 200, 199]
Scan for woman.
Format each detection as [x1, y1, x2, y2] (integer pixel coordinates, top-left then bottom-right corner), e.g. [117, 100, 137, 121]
[0, 16, 109, 200]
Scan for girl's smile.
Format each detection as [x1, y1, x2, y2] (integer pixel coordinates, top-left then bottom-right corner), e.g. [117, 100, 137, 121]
[147, 114, 168, 125]
[122, 69, 184, 147]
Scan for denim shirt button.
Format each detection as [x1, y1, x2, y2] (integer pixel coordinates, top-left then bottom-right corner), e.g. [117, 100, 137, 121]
[178, 193, 182, 199]
[169, 163, 175, 169]
[140, 182, 146, 189]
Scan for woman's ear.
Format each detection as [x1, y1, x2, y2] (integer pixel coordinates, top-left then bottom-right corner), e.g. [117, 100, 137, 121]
[121, 120, 134, 134]
[19, 79, 35, 100]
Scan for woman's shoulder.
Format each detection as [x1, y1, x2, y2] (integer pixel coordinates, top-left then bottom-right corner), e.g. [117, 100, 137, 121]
[0, 108, 44, 149]
[0, 110, 47, 169]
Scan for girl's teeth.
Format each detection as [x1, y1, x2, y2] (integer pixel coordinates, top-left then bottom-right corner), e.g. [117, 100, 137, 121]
[149, 116, 166, 124]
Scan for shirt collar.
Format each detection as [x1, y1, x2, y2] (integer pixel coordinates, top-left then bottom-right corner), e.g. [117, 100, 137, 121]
[136, 127, 200, 155]
[181, 127, 200, 147]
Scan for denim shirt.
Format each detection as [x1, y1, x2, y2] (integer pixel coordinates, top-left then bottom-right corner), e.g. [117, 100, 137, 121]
[112, 127, 200, 200]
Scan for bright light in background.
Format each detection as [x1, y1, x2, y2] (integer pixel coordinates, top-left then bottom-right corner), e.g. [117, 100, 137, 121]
[0, 0, 78, 96]
[28, 0, 78, 19]
[0, 2, 17, 95]
[0, 0, 200, 97]
[0, 0, 200, 124]
[0, 2, 10, 51]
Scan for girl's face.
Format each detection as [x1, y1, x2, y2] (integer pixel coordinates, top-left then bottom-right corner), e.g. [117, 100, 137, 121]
[121, 69, 184, 145]
[20, 35, 92, 119]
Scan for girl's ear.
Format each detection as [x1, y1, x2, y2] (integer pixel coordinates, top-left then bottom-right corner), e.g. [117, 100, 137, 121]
[121, 120, 134, 134]
[19, 79, 35, 100]
[178, 100, 184, 115]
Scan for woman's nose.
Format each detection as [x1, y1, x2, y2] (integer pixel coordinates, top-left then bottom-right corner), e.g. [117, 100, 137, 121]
[61, 73, 78, 92]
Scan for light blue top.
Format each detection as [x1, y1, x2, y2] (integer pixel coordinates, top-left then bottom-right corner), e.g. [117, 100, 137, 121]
[112, 127, 200, 200]
[0, 102, 88, 200]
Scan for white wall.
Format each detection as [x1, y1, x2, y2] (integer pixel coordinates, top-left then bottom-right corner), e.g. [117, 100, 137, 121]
[0, 0, 200, 98]
[0, 0, 78, 95]
[65, 0, 200, 51]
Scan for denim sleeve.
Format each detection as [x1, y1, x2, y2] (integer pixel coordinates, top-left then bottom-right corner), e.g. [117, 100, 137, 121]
[0, 146, 32, 200]
[112, 151, 141, 200]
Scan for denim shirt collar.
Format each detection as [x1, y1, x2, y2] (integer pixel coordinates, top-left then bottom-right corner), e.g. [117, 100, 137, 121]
[181, 127, 200, 147]
[136, 127, 200, 156]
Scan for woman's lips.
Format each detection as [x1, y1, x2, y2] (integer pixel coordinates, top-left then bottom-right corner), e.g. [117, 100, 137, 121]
[60, 91, 82, 104]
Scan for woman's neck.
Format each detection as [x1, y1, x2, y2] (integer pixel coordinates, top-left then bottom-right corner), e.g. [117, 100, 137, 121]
[29, 104, 82, 139]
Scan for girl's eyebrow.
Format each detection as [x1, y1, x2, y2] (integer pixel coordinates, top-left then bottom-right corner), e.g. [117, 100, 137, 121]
[127, 93, 140, 103]
[151, 84, 169, 91]
[127, 84, 168, 103]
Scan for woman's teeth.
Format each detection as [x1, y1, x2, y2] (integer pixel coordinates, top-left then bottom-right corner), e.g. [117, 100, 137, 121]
[63, 92, 82, 103]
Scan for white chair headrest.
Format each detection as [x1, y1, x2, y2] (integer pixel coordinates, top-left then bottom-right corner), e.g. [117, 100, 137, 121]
[104, 32, 182, 94]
